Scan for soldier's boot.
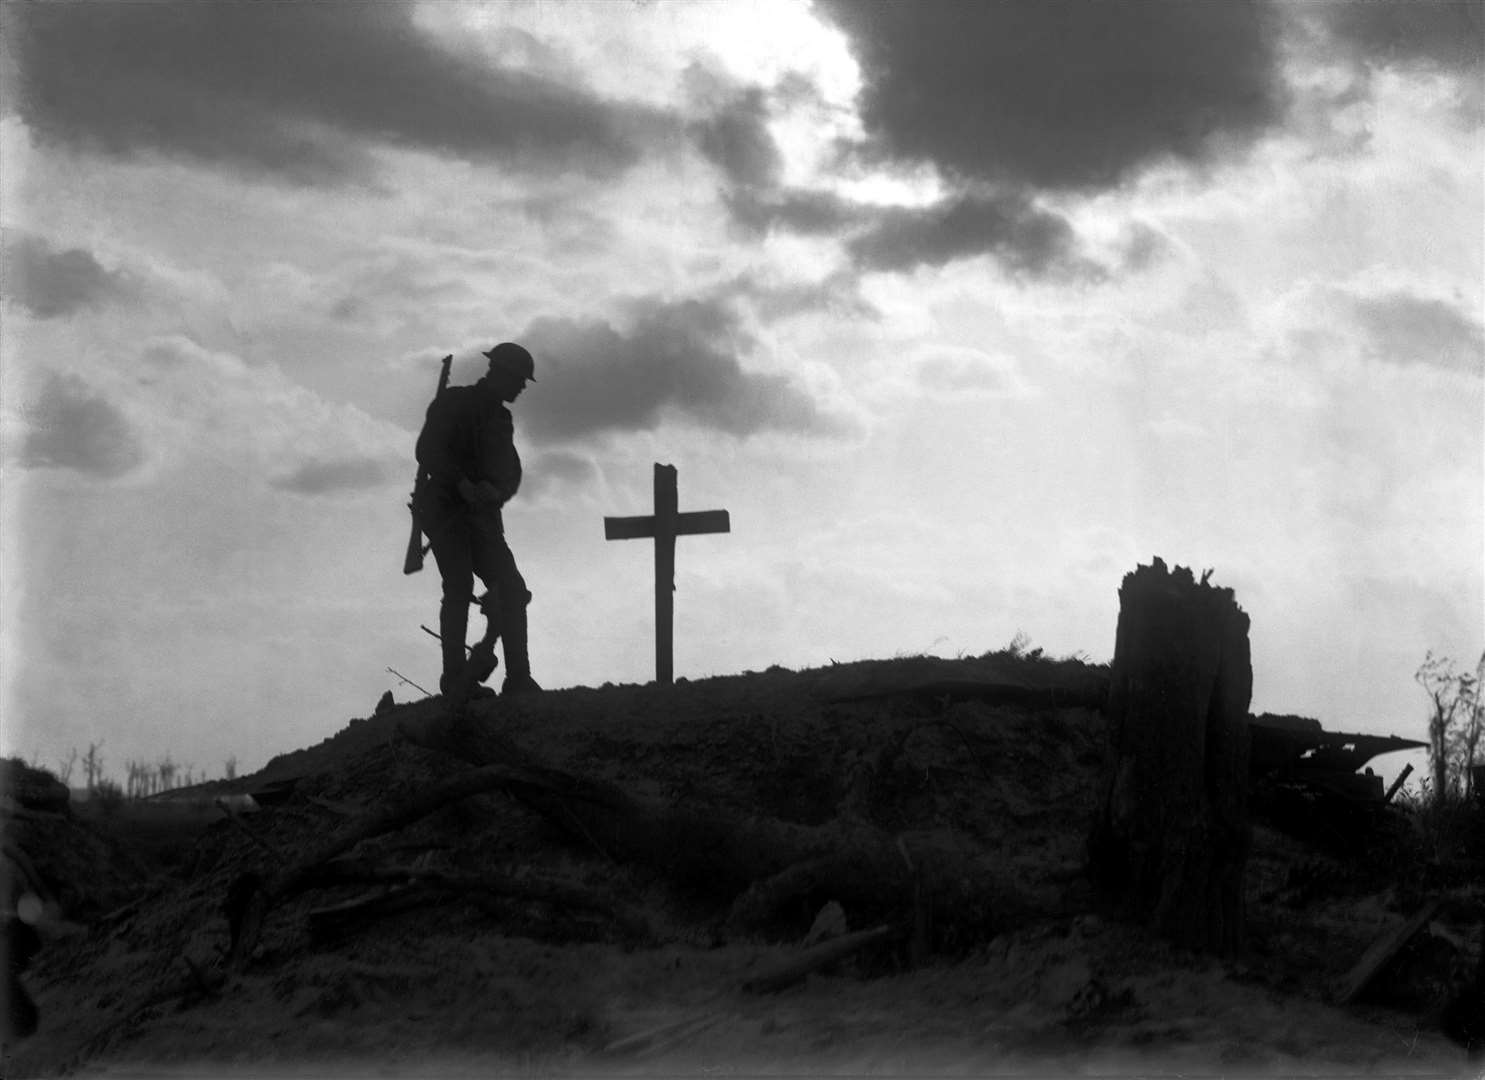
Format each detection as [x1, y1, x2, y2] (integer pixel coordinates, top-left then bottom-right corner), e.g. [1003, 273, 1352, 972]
[436, 601, 469, 698]
[468, 592, 502, 689]
[500, 588, 541, 697]
[436, 601, 496, 701]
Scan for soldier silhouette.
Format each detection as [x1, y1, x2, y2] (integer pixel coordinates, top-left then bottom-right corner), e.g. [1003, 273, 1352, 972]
[414, 343, 541, 700]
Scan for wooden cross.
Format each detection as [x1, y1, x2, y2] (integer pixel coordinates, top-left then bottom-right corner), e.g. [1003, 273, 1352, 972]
[604, 463, 730, 685]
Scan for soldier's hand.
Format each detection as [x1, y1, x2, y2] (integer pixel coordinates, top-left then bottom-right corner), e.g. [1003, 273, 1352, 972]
[459, 479, 506, 507]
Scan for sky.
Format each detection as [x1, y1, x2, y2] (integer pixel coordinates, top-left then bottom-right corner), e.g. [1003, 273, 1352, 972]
[0, 0, 1480, 786]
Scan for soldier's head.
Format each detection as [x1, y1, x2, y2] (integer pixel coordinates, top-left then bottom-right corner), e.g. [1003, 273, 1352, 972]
[480, 342, 535, 403]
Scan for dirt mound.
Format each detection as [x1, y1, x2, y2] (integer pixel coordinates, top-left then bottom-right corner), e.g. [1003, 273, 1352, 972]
[5, 654, 1479, 1077]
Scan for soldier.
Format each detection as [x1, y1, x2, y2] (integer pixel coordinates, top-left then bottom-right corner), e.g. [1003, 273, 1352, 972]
[414, 343, 541, 699]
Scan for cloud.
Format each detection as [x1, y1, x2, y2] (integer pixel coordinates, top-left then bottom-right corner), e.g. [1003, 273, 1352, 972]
[847, 193, 1091, 277]
[1351, 291, 1484, 375]
[912, 346, 1037, 400]
[1320, 0, 1484, 73]
[7, 1, 666, 185]
[724, 187, 862, 236]
[517, 296, 853, 442]
[691, 86, 783, 191]
[817, 0, 1283, 191]
[1, 230, 137, 318]
[271, 456, 392, 496]
[1273, 279, 1485, 376]
[724, 184, 1091, 278]
[523, 449, 602, 500]
[19, 373, 146, 478]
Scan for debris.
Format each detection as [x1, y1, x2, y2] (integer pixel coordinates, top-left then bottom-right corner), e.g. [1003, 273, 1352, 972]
[1333, 899, 1441, 1005]
[802, 900, 847, 947]
[741, 924, 898, 994]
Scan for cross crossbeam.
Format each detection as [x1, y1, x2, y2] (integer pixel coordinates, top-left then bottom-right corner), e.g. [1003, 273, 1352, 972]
[604, 463, 730, 685]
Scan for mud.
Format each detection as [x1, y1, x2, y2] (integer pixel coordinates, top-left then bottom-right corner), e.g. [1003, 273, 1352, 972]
[4, 654, 1479, 1077]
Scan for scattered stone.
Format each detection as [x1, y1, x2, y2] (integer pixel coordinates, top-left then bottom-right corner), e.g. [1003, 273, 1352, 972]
[802, 900, 847, 947]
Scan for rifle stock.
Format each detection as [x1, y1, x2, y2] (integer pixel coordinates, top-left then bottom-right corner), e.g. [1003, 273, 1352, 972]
[402, 354, 454, 574]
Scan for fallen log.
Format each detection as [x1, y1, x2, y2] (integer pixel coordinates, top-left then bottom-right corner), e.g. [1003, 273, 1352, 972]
[741, 923, 899, 993]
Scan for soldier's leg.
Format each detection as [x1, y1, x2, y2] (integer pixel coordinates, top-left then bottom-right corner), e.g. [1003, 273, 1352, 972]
[467, 522, 508, 690]
[470, 516, 538, 695]
[493, 541, 538, 694]
[425, 518, 475, 694]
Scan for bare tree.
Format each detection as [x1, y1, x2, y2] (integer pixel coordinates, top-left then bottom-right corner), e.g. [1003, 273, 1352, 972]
[1417, 651, 1483, 800]
[224, 755, 238, 782]
[158, 754, 176, 792]
[56, 748, 79, 786]
[1450, 653, 1484, 800]
[82, 742, 105, 794]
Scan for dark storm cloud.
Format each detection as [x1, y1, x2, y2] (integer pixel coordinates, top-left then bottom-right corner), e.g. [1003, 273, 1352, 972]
[1352, 291, 1484, 375]
[271, 456, 391, 496]
[723, 188, 861, 236]
[725, 184, 1090, 278]
[817, 0, 1283, 191]
[691, 88, 783, 190]
[847, 193, 1091, 277]
[7, 2, 663, 184]
[21, 374, 146, 479]
[518, 297, 848, 442]
[1, 231, 136, 319]
[1322, 0, 1484, 72]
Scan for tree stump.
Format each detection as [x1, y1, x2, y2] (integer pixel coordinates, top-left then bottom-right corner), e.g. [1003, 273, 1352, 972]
[1087, 558, 1252, 956]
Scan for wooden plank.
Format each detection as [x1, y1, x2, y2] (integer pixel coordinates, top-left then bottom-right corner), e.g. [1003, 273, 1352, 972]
[1334, 898, 1441, 1005]
[675, 509, 730, 536]
[605, 510, 727, 540]
[604, 515, 656, 541]
[654, 464, 677, 685]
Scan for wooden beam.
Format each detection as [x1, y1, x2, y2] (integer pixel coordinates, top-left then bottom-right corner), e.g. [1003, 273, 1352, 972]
[604, 510, 731, 541]
[654, 463, 677, 686]
[1333, 899, 1441, 1005]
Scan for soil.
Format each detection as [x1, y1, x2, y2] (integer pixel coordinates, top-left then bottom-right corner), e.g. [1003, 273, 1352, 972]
[4, 652, 1482, 1078]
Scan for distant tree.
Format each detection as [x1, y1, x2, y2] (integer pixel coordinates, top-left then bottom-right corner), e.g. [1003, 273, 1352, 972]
[56, 748, 78, 786]
[1417, 651, 1484, 800]
[158, 754, 176, 792]
[224, 755, 238, 782]
[82, 742, 105, 793]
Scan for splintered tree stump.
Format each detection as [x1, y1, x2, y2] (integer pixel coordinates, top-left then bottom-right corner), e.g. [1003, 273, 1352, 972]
[1087, 558, 1252, 956]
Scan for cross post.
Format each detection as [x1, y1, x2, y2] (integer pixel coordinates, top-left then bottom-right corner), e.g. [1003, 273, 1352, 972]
[604, 463, 730, 685]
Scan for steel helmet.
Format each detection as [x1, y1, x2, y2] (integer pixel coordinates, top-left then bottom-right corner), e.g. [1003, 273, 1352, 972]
[482, 342, 535, 382]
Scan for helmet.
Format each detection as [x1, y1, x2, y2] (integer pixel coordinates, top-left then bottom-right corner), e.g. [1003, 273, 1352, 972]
[482, 342, 535, 382]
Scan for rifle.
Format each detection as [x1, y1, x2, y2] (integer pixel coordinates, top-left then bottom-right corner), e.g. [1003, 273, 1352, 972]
[402, 354, 453, 574]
